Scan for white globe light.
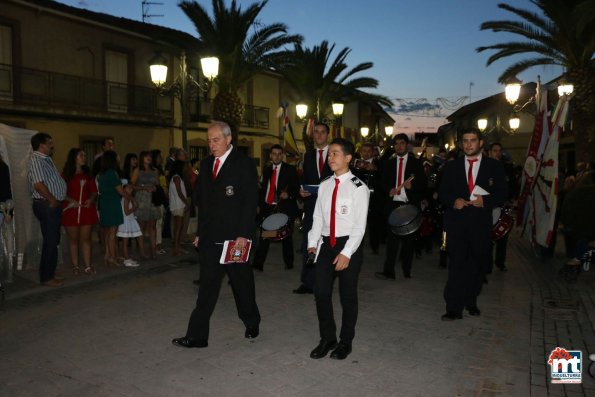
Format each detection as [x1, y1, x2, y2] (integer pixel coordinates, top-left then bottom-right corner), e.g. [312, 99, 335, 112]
[360, 127, 369, 137]
[296, 104, 308, 119]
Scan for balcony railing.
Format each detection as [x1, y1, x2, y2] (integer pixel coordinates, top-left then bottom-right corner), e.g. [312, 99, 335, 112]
[0, 63, 173, 120]
[242, 104, 269, 129]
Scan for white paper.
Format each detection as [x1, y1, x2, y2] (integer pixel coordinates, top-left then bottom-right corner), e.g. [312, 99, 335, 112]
[470, 185, 490, 201]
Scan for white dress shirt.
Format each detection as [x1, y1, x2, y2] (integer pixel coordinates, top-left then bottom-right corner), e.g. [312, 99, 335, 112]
[316, 145, 329, 178]
[213, 144, 233, 176]
[308, 170, 370, 258]
[393, 154, 409, 202]
[464, 153, 482, 199]
[264, 162, 282, 204]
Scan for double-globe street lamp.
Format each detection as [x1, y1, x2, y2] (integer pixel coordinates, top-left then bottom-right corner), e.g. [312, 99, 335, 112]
[149, 51, 219, 151]
[477, 76, 574, 135]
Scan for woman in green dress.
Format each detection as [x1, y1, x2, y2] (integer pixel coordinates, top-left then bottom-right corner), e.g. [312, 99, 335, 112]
[98, 150, 133, 266]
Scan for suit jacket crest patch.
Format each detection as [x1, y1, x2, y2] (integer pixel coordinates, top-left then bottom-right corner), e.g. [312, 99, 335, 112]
[225, 186, 235, 196]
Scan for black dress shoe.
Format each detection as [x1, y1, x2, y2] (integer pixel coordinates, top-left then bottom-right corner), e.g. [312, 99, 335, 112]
[172, 337, 208, 348]
[374, 272, 395, 280]
[285, 264, 293, 270]
[466, 306, 481, 316]
[441, 312, 463, 321]
[192, 279, 200, 285]
[293, 285, 314, 294]
[310, 339, 338, 359]
[403, 272, 411, 279]
[245, 327, 259, 339]
[330, 342, 352, 360]
[252, 265, 263, 272]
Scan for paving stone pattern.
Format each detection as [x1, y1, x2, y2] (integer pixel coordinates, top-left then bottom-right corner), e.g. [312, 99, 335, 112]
[1, 230, 594, 396]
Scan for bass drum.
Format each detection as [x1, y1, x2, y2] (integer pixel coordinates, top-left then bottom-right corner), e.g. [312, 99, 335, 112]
[388, 204, 422, 236]
[492, 207, 513, 241]
[261, 213, 291, 241]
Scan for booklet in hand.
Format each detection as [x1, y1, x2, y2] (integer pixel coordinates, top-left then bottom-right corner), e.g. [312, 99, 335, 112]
[301, 184, 319, 194]
[219, 240, 252, 264]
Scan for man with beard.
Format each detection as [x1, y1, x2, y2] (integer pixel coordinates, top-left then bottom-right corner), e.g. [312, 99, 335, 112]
[439, 129, 507, 320]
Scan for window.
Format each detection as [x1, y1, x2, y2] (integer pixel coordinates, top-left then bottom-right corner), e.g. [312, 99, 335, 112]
[105, 49, 129, 112]
[0, 24, 13, 100]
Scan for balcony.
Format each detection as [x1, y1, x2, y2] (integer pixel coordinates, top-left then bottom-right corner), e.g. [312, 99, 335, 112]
[0, 63, 173, 121]
[242, 104, 269, 129]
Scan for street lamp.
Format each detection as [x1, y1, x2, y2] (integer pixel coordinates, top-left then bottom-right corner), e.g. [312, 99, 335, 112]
[504, 76, 522, 104]
[149, 51, 219, 151]
[557, 81, 574, 97]
[509, 117, 520, 131]
[384, 125, 393, 136]
[477, 118, 488, 132]
[360, 127, 369, 138]
[332, 103, 344, 117]
[296, 103, 308, 119]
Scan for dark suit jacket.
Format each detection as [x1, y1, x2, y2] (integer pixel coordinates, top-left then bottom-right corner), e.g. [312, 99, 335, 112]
[195, 147, 258, 243]
[382, 152, 427, 206]
[300, 148, 332, 218]
[259, 161, 300, 219]
[439, 156, 507, 234]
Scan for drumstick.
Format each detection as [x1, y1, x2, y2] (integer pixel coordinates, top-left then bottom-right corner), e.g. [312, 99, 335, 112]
[396, 175, 415, 194]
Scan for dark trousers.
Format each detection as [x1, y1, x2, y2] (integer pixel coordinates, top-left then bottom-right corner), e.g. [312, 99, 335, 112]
[186, 242, 260, 341]
[32, 200, 62, 283]
[314, 236, 363, 345]
[254, 205, 294, 269]
[253, 232, 294, 269]
[383, 201, 415, 277]
[300, 200, 316, 289]
[489, 231, 509, 271]
[444, 227, 490, 314]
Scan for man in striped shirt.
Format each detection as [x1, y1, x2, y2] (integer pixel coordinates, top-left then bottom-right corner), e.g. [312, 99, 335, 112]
[28, 132, 67, 286]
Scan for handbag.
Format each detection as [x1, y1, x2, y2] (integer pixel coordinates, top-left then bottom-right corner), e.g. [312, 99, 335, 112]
[151, 185, 168, 207]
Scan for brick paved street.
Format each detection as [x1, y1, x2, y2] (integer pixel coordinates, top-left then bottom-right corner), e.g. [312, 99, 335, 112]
[1, 230, 594, 396]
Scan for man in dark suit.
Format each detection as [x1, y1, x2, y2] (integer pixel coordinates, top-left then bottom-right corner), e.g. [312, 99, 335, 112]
[172, 121, 260, 348]
[439, 128, 507, 320]
[295, 122, 333, 294]
[376, 133, 427, 280]
[352, 142, 384, 254]
[253, 144, 300, 271]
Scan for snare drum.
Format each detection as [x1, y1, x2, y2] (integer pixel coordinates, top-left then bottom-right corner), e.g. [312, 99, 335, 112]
[492, 207, 513, 241]
[261, 213, 291, 241]
[388, 204, 423, 236]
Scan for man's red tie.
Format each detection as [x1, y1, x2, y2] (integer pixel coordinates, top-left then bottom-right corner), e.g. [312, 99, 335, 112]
[318, 149, 324, 177]
[467, 158, 478, 194]
[330, 178, 340, 248]
[212, 158, 220, 181]
[397, 157, 404, 187]
[267, 165, 277, 204]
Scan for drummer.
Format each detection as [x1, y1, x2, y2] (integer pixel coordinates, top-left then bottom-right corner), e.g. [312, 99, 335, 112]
[488, 142, 516, 273]
[253, 144, 300, 271]
[376, 133, 427, 280]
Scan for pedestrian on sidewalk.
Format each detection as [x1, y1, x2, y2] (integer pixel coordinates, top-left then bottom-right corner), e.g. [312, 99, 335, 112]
[117, 181, 143, 267]
[168, 160, 189, 256]
[308, 138, 369, 360]
[439, 129, 507, 321]
[61, 148, 99, 275]
[172, 121, 260, 349]
[27, 132, 67, 287]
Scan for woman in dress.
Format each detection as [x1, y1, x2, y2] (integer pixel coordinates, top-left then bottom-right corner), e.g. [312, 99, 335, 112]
[61, 148, 99, 275]
[122, 153, 138, 182]
[151, 149, 168, 255]
[131, 151, 161, 258]
[98, 150, 131, 266]
[169, 160, 189, 256]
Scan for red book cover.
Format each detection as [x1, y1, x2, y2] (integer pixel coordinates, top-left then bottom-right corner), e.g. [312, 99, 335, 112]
[219, 240, 252, 264]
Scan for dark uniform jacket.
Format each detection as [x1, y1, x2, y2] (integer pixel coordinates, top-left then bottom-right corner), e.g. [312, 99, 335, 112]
[259, 161, 300, 220]
[382, 152, 427, 206]
[195, 147, 258, 244]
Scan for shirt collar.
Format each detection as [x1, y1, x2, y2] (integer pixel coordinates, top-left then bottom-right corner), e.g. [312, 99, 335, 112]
[33, 150, 49, 158]
[216, 144, 233, 162]
[333, 170, 353, 183]
[465, 153, 482, 163]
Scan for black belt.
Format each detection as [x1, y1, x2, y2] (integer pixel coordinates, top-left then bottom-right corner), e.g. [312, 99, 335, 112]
[322, 235, 349, 243]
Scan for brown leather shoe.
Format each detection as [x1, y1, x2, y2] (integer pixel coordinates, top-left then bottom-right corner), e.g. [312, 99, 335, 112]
[53, 274, 65, 281]
[41, 279, 63, 287]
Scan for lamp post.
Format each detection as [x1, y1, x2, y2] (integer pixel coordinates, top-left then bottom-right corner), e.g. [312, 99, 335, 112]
[360, 127, 369, 140]
[149, 51, 219, 151]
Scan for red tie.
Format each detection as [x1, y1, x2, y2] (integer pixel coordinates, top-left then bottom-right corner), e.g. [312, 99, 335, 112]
[212, 158, 220, 181]
[267, 165, 277, 204]
[318, 149, 324, 177]
[330, 178, 340, 248]
[397, 157, 404, 187]
[467, 158, 478, 194]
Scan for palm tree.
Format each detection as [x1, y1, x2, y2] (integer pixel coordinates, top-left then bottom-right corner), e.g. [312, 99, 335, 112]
[179, 0, 302, 141]
[278, 41, 392, 148]
[476, 0, 595, 159]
